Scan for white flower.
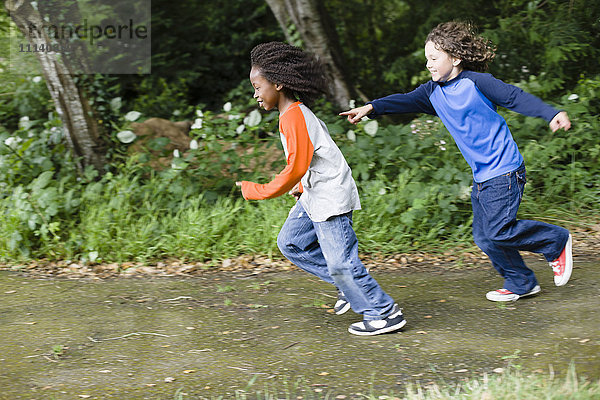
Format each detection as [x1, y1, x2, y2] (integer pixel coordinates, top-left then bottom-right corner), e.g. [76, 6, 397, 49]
[363, 120, 378, 137]
[346, 130, 356, 142]
[459, 185, 472, 200]
[440, 140, 446, 145]
[236, 124, 246, 134]
[426, 120, 434, 123]
[223, 102, 232, 112]
[4, 137, 21, 148]
[191, 118, 203, 130]
[116, 130, 136, 143]
[32, 76, 42, 83]
[568, 94, 579, 101]
[173, 149, 180, 158]
[172, 109, 181, 116]
[378, 188, 386, 195]
[410, 124, 416, 128]
[124, 111, 142, 121]
[440, 146, 446, 151]
[348, 99, 356, 109]
[18, 116, 30, 130]
[228, 114, 241, 120]
[244, 109, 262, 127]
[189, 139, 198, 150]
[196, 109, 204, 117]
[88, 251, 99, 262]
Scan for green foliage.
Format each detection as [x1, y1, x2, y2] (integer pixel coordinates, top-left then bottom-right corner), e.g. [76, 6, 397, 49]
[2, 76, 598, 262]
[322, 0, 600, 104]
[130, 76, 195, 120]
[0, 14, 52, 131]
[486, 0, 600, 97]
[1, 1, 599, 263]
[505, 75, 600, 214]
[112, 0, 283, 118]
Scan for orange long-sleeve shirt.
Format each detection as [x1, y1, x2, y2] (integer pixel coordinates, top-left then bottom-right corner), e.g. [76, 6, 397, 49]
[241, 102, 314, 200]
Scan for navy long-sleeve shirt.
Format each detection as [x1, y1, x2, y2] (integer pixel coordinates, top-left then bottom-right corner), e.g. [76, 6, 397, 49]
[368, 70, 560, 182]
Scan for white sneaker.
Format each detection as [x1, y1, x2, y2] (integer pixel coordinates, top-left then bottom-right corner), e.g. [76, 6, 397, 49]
[486, 285, 541, 302]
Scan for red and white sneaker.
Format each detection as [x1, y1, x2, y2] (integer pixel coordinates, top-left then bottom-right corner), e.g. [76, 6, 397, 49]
[486, 285, 541, 302]
[550, 234, 573, 286]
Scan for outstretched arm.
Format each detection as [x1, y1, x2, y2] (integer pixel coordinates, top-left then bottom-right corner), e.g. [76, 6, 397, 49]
[549, 111, 571, 132]
[339, 83, 436, 124]
[339, 104, 374, 125]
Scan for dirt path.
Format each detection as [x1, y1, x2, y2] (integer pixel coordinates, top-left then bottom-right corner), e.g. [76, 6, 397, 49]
[0, 255, 598, 399]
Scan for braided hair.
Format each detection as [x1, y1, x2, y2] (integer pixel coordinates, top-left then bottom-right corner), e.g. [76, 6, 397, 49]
[250, 42, 327, 107]
[426, 21, 496, 72]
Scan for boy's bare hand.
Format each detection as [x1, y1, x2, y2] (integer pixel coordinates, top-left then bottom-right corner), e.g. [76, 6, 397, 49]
[339, 104, 374, 125]
[289, 182, 301, 200]
[550, 111, 571, 132]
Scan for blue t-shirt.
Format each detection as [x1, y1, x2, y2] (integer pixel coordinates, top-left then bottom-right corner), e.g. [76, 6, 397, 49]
[368, 70, 559, 182]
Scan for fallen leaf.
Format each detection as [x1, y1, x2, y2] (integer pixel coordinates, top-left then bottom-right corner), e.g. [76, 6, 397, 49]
[493, 368, 504, 374]
[78, 396, 91, 399]
[454, 369, 468, 373]
[98, 369, 112, 373]
[183, 370, 196, 374]
[164, 377, 175, 383]
[579, 339, 590, 343]
[424, 315, 433, 319]
[145, 384, 156, 387]
[318, 372, 329, 376]
[416, 331, 428, 334]
[439, 299, 447, 303]
[4, 290, 16, 294]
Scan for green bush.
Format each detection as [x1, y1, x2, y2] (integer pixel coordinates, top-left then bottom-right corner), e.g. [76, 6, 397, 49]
[0, 75, 598, 263]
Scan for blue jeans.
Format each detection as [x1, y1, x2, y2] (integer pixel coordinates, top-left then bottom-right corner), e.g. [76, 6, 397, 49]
[471, 163, 569, 294]
[277, 202, 395, 320]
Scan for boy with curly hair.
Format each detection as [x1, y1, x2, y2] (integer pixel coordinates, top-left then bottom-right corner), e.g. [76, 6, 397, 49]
[237, 42, 406, 335]
[341, 21, 573, 301]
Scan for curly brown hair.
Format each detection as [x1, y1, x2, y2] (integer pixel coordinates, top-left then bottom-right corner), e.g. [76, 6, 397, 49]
[425, 21, 496, 72]
[250, 42, 327, 107]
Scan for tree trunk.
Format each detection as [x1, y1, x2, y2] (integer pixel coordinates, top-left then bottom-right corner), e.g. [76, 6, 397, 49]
[265, 0, 353, 109]
[5, 0, 106, 172]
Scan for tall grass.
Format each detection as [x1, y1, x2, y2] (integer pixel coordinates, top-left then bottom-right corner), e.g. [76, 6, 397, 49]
[169, 365, 600, 400]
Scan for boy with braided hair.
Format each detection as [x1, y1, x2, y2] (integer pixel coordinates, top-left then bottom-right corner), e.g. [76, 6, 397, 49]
[341, 22, 573, 302]
[236, 42, 406, 335]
